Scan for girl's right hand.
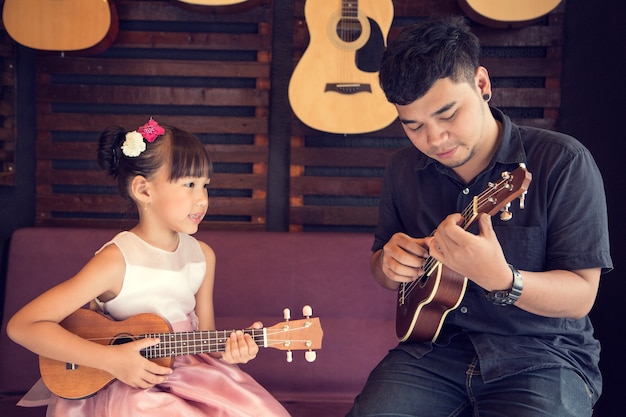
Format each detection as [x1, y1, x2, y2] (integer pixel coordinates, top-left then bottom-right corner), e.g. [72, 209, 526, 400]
[104, 338, 173, 389]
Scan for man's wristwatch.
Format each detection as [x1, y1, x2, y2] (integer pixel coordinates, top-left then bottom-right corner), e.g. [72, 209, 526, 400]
[485, 264, 523, 306]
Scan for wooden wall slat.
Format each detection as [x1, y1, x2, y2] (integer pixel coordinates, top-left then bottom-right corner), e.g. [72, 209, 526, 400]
[481, 58, 561, 77]
[37, 114, 269, 135]
[490, 88, 561, 108]
[37, 58, 270, 78]
[290, 148, 398, 167]
[291, 177, 382, 196]
[38, 169, 266, 191]
[289, 206, 379, 227]
[38, 195, 266, 215]
[114, 32, 270, 51]
[37, 85, 269, 107]
[37, 142, 268, 164]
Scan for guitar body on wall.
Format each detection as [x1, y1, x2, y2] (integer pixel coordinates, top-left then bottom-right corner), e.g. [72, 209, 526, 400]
[396, 165, 532, 343]
[458, 0, 562, 28]
[2, 0, 117, 52]
[288, 0, 397, 134]
[39, 308, 323, 399]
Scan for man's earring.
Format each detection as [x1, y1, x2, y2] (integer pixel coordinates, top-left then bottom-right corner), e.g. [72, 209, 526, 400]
[482, 93, 490, 101]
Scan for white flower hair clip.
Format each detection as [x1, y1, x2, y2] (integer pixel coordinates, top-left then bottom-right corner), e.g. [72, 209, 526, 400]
[121, 118, 165, 157]
[121, 131, 146, 157]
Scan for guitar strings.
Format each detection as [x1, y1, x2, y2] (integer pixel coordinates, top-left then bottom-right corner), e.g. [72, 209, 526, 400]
[401, 176, 512, 299]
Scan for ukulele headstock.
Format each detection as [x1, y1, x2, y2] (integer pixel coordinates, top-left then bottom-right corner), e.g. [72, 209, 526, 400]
[483, 164, 532, 221]
[266, 305, 323, 362]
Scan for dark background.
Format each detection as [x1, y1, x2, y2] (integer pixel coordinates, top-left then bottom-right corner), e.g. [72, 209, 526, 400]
[559, 2, 625, 415]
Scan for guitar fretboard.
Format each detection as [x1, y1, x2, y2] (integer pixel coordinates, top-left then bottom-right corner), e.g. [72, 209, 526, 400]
[141, 328, 267, 359]
[342, 0, 358, 18]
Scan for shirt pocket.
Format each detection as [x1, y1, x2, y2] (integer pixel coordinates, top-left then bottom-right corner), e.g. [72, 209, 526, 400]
[492, 225, 545, 271]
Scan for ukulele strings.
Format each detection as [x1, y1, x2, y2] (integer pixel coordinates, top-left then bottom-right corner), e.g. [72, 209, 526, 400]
[402, 176, 511, 298]
[81, 323, 315, 352]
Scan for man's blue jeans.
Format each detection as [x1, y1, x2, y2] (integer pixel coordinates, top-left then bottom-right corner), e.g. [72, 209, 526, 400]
[346, 334, 594, 417]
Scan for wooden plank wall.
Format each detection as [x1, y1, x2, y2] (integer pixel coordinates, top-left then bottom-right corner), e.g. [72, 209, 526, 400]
[10, 0, 565, 231]
[33, 0, 272, 230]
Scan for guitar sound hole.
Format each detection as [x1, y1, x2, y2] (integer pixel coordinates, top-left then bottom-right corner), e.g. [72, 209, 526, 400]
[336, 19, 362, 42]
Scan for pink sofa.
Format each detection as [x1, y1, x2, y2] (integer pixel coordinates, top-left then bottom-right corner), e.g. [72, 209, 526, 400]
[0, 228, 397, 417]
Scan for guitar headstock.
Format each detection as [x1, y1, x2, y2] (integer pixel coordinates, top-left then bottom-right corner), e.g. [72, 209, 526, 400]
[478, 164, 532, 221]
[265, 306, 323, 362]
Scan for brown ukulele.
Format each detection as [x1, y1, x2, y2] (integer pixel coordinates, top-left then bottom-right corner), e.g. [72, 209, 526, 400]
[396, 164, 532, 343]
[39, 307, 323, 399]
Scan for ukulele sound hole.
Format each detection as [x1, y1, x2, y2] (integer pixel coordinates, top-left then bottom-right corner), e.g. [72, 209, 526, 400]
[336, 18, 362, 42]
[111, 334, 136, 346]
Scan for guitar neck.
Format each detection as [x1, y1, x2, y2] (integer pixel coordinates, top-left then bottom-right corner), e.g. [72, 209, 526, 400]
[342, 0, 358, 17]
[142, 328, 266, 359]
[420, 197, 478, 272]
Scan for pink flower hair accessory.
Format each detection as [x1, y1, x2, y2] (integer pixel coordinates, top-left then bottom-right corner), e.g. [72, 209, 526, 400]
[121, 118, 166, 157]
[138, 117, 165, 142]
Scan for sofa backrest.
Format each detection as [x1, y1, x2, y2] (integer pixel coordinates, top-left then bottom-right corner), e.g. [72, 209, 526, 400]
[0, 228, 397, 401]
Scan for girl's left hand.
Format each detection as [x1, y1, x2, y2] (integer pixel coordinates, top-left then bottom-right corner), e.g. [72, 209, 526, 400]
[221, 321, 262, 364]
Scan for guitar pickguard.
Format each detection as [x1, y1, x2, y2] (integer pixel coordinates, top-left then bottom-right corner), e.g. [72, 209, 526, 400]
[356, 18, 385, 73]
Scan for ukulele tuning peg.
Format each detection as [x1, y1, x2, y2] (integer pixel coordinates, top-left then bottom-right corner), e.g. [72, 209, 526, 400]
[283, 308, 291, 321]
[499, 202, 512, 221]
[302, 305, 312, 318]
[305, 350, 317, 362]
[286, 351, 293, 363]
[519, 191, 527, 210]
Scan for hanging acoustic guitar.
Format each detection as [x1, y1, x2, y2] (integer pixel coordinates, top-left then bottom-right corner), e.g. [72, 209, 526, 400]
[457, 0, 562, 28]
[2, 0, 117, 52]
[288, 0, 397, 134]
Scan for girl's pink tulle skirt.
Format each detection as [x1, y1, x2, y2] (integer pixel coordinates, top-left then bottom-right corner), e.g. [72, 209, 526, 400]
[21, 353, 290, 417]
[55, 353, 289, 417]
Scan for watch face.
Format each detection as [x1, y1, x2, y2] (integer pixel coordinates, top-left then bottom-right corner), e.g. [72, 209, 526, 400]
[485, 265, 523, 306]
[486, 290, 515, 305]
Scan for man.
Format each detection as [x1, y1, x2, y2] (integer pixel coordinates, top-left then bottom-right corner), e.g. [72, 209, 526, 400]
[347, 16, 612, 417]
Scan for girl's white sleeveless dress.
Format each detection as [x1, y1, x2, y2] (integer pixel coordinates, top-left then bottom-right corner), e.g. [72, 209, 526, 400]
[22, 231, 290, 417]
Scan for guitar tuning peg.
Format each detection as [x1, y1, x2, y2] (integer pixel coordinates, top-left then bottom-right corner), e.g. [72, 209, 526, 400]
[286, 351, 293, 363]
[302, 305, 312, 318]
[283, 308, 291, 321]
[305, 350, 316, 362]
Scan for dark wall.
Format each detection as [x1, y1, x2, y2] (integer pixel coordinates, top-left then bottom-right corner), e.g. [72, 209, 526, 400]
[560, 2, 626, 416]
[0, 47, 35, 300]
[0, 1, 624, 415]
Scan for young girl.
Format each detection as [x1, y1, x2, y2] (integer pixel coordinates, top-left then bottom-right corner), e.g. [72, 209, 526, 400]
[7, 119, 291, 417]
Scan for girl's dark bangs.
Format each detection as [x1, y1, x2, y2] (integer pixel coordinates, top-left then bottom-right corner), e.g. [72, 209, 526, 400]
[169, 139, 212, 180]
